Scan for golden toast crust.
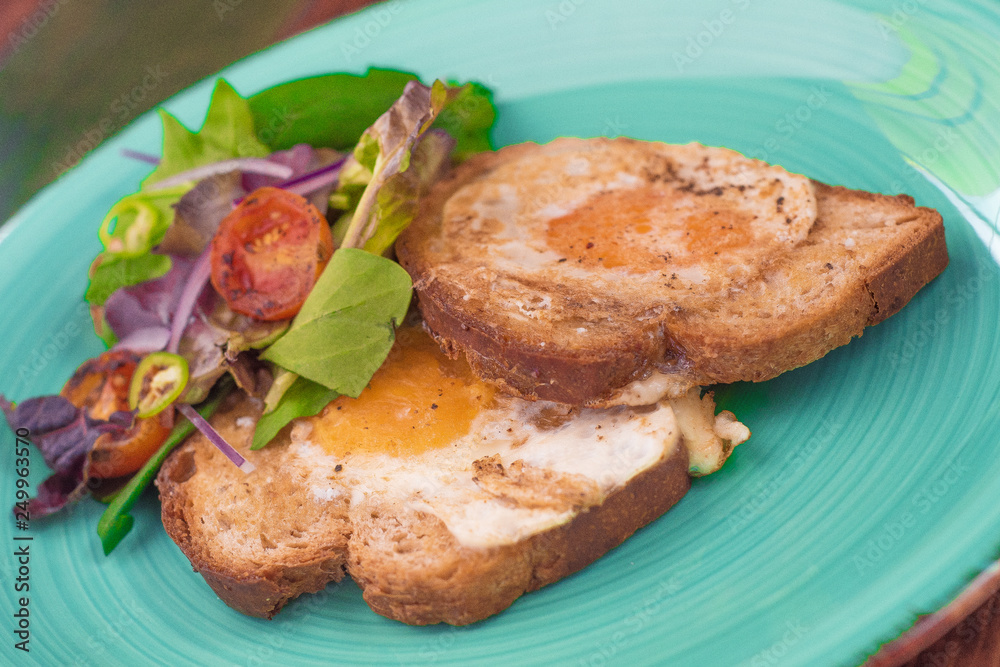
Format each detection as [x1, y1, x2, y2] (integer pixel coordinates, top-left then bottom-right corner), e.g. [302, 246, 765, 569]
[396, 141, 948, 404]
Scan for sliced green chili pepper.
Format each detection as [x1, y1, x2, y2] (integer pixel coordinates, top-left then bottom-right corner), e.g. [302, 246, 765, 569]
[129, 351, 189, 418]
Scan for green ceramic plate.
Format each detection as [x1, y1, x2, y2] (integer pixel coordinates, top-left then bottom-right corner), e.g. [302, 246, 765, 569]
[2, 1, 999, 665]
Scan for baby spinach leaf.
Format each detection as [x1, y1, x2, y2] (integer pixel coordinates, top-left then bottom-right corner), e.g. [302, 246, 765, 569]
[251, 376, 338, 450]
[260, 248, 411, 397]
[248, 68, 420, 151]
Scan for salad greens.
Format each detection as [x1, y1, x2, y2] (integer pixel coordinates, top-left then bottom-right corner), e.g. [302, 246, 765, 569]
[253, 80, 486, 442]
[86, 80, 268, 306]
[144, 80, 270, 187]
[247, 68, 419, 151]
[5, 66, 497, 553]
[0, 392, 133, 517]
[361, 128, 454, 257]
[341, 80, 458, 250]
[429, 82, 496, 163]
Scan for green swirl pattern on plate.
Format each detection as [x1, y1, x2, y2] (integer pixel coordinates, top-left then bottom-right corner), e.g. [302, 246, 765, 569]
[847, 8, 1000, 248]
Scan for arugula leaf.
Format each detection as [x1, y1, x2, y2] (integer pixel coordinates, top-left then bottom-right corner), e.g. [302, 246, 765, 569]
[247, 68, 420, 151]
[261, 248, 411, 396]
[251, 376, 338, 450]
[144, 80, 268, 187]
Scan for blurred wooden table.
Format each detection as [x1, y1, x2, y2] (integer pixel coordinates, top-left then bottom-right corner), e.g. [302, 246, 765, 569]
[1, 1, 998, 664]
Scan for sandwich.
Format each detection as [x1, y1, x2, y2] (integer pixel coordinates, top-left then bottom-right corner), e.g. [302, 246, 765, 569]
[395, 137, 949, 406]
[158, 320, 746, 623]
[155, 137, 947, 624]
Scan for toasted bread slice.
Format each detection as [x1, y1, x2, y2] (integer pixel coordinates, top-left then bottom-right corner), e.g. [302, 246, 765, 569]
[156, 326, 747, 623]
[395, 138, 948, 405]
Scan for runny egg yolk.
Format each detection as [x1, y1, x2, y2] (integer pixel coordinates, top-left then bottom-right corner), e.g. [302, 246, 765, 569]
[306, 326, 495, 457]
[544, 186, 753, 270]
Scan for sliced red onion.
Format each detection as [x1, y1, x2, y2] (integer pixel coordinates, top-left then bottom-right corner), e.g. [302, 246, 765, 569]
[167, 248, 212, 354]
[149, 158, 294, 190]
[177, 403, 255, 474]
[242, 144, 314, 192]
[112, 326, 171, 353]
[281, 155, 348, 196]
[234, 155, 348, 206]
[121, 149, 160, 165]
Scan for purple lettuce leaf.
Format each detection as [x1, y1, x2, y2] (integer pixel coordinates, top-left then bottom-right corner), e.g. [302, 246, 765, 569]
[103, 254, 195, 348]
[1, 394, 133, 517]
[158, 172, 246, 257]
[101, 253, 282, 403]
[178, 290, 283, 403]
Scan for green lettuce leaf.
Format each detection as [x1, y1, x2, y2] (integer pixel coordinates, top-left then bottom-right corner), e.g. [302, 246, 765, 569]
[260, 248, 411, 396]
[362, 129, 455, 256]
[430, 82, 496, 163]
[86, 253, 173, 306]
[340, 80, 457, 250]
[251, 376, 338, 450]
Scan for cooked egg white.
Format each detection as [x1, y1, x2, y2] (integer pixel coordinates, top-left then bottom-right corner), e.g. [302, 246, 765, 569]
[437, 138, 816, 302]
[289, 326, 747, 549]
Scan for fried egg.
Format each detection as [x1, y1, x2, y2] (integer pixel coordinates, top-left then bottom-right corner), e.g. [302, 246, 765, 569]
[436, 137, 816, 289]
[290, 325, 748, 548]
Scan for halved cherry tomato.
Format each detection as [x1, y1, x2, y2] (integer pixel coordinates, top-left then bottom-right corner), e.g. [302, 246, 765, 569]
[61, 350, 140, 419]
[89, 408, 173, 479]
[60, 350, 172, 479]
[209, 187, 334, 321]
[128, 352, 189, 418]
